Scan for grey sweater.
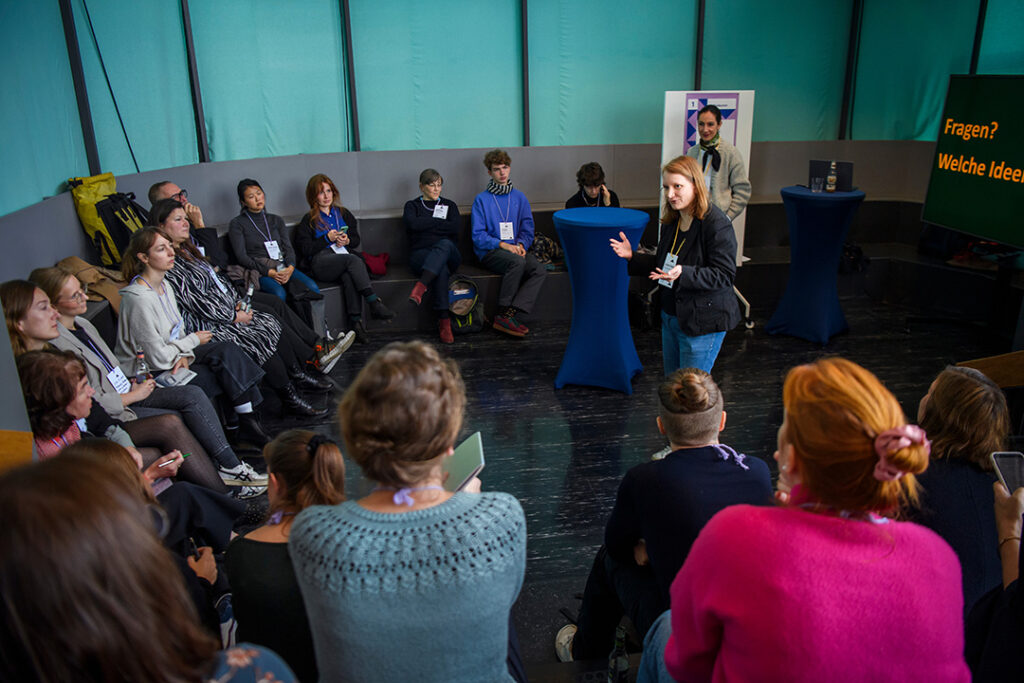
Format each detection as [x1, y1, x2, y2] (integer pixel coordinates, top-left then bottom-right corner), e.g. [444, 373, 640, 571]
[227, 210, 297, 275]
[687, 139, 752, 219]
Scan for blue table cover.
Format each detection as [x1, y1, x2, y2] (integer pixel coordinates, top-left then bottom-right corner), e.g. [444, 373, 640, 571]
[766, 186, 866, 344]
[553, 207, 650, 393]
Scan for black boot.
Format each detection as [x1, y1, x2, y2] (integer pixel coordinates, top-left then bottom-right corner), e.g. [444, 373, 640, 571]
[369, 298, 395, 320]
[351, 320, 369, 344]
[237, 412, 271, 448]
[280, 384, 329, 418]
[289, 364, 332, 391]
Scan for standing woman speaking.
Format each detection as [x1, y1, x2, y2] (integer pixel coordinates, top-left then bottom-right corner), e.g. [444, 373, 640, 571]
[611, 155, 739, 374]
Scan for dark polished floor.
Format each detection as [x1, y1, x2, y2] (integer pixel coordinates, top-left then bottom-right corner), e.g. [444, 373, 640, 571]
[260, 294, 1004, 671]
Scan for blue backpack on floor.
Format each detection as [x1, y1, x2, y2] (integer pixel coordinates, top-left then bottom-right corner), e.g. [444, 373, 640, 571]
[449, 277, 486, 334]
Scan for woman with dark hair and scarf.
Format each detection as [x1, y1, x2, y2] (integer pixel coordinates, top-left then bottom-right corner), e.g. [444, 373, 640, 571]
[685, 104, 751, 220]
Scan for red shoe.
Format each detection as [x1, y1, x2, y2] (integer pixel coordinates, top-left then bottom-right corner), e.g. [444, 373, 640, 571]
[493, 314, 527, 338]
[409, 281, 428, 305]
[439, 318, 454, 344]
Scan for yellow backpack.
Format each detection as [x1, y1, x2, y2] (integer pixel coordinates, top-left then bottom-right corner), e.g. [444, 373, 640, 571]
[67, 172, 149, 266]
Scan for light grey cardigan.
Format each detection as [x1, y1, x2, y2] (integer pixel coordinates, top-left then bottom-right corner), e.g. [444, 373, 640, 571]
[115, 282, 201, 373]
[52, 317, 137, 421]
[686, 139, 752, 219]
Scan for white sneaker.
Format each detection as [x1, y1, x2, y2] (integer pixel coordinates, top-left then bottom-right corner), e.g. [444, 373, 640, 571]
[555, 624, 576, 662]
[233, 485, 266, 500]
[219, 462, 269, 487]
[315, 330, 355, 374]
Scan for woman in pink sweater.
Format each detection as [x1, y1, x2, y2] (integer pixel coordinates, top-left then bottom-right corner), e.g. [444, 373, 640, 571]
[645, 357, 969, 683]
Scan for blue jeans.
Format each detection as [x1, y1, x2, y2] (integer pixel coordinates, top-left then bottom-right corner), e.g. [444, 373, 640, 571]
[409, 239, 461, 312]
[637, 610, 674, 683]
[660, 311, 726, 375]
[259, 269, 320, 301]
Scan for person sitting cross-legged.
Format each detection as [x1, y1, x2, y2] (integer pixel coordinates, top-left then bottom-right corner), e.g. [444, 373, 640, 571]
[556, 367, 772, 662]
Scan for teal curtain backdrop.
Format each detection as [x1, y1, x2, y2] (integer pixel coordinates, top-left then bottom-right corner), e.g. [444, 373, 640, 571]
[2, 0, 1023, 218]
[852, 0, 979, 140]
[71, 0, 198, 175]
[0, 2, 88, 213]
[703, 0, 851, 141]
[978, 0, 1024, 74]
[189, 0, 350, 161]
[528, 0, 697, 146]
[348, 0, 523, 151]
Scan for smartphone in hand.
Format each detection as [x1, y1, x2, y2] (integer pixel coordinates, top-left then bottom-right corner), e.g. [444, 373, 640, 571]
[990, 451, 1024, 492]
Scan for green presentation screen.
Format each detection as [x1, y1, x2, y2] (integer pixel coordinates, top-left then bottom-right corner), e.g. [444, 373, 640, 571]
[923, 75, 1024, 248]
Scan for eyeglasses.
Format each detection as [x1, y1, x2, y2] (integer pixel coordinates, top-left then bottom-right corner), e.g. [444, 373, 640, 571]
[171, 188, 188, 201]
[60, 284, 89, 303]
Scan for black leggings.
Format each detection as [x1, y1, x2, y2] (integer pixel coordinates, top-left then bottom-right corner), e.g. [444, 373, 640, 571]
[124, 413, 227, 493]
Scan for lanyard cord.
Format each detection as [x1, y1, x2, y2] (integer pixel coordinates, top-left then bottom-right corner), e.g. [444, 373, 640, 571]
[490, 192, 512, 223]
[245, 211, 272, 242]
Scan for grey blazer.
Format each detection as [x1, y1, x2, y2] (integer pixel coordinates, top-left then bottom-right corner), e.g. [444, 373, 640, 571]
[52, 317, 136, 421]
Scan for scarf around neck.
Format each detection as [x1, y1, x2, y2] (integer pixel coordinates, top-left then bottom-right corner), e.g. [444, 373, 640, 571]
[698, 133, 722, 172]
[486, 179, 513, 195]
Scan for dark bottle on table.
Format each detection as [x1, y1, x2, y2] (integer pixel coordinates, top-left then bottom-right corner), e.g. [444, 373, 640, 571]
[133, 350, 152, 384]
[826, 160, 838, 192]
[607, 625, 629, 682]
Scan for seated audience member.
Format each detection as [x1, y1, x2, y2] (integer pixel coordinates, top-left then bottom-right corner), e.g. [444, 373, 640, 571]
[289, 341, 527, 682]
[557, 367, 771, 661]
[148, 180, 345, 373]
[403, 168, 462, 344]
[226, 429, 346, 682]
[0, 453, 296, 682]
[63, 438, 245, 637]
[564, 162, 621, 209]
[914, 366, 1008, 614]
[116, 228, 273, 452]
[639, 357, 969, 683]
[227, 179, 332, 321]
[150, 201, 330, 418]
[294, 173, 394, 344]
[686, 104, 751, 220]
[471, 149, 546, 337]
[31, 266, 253, 491]
[964, 482, 1024, 682]
[14, 348, 260, 496]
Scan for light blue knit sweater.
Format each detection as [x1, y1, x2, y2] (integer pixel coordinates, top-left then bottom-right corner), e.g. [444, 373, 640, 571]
[289, 492, 526, 682]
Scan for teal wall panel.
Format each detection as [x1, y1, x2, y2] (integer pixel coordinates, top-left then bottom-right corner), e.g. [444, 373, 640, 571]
[528, 0, 697, 146]
[72, 0, 198, 174]
[703, 0, 851, 141]
[349, 0, 523, 151]
[978, 0, 1024, 75]
[190, 0, 350, 161]
[0, 2, 88, 215]
[852, 0, 978, 141]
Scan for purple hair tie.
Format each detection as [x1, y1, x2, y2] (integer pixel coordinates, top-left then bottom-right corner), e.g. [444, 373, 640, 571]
[374, 485, 445, 506]
[873, 425, 930, 481]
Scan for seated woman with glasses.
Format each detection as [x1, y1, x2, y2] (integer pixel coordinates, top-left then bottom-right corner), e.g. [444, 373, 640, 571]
[29, 266, 256, 492]
[565, 162, 620, 209]
[402, 169, 462, 344]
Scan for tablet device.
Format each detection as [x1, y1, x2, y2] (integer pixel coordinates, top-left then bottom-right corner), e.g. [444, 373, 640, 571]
[155, 368, 197, 388]
[443, 432, 485, 492]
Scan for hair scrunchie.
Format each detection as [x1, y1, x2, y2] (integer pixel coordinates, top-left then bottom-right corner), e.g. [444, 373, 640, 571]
[307, 434, 334, 456]
[873, 425, 930, 481]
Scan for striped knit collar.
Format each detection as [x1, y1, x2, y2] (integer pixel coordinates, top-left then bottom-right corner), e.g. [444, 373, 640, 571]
[486, 179, 513, 195]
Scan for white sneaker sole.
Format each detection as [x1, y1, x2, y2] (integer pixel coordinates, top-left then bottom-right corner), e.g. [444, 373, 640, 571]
[317, 331, 355, 374]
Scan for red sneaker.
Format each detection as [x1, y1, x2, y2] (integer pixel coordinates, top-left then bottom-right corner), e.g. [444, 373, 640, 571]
[493, 315, 527, 338]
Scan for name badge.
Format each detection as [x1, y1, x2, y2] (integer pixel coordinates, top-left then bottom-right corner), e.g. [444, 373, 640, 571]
[107, 367, 132, 394]
[170, 319, 183, 341]
[75, 418, 87, 432]
[659, 253, 679, 289]
[197, 245, 206, 257]
[264, 240, 282, 260]
[433, 203, 449, 219]
[330, 244, 349, 255]
[499, 221, 515, 240]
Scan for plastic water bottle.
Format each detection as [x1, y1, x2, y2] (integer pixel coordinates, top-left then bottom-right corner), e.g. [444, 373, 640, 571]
[133, 350, 151, 384]
[241, 284, 254, 313]
[607, 625, 629, 682]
